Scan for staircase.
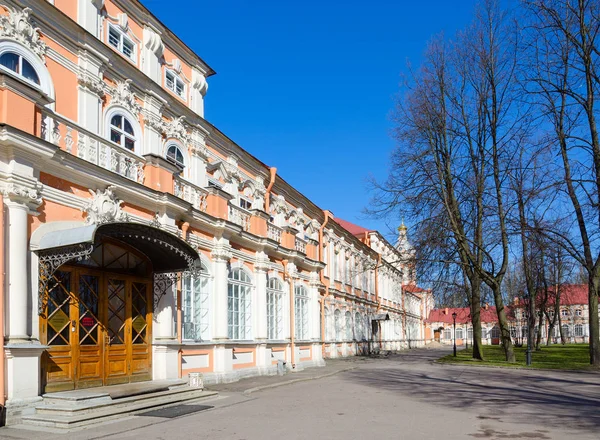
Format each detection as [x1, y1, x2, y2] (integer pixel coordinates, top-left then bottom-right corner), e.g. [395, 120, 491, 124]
[21, 380, 218, 429]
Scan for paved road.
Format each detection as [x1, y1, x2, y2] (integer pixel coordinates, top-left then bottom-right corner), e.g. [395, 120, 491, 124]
[2, 348, 599, 439]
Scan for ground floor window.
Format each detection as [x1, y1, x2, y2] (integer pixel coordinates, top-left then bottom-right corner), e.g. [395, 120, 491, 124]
[182, 265, 210, 341]
[345, 311, 353, 340]
[575, 323, 584, 337]
[443, 328, 451, 340]
[267, 277, 284, 340]
[295, 284, 309, 340]
[455, 327, 464, 339]
[467, 327, 473, 340]
[228, 268, 252, 340]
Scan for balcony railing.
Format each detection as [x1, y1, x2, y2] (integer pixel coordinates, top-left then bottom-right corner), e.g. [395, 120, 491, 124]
[174, 176, 208, 211]
[295, 237, 307, 253]
[39, 108, 145, 184]
[228, 204, 251, 231]
[267, 222, 282, 242]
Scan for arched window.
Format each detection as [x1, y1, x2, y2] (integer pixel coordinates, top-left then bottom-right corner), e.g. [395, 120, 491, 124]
[267, 276, 284, 340]
[228, 267, 252, 340]
[355, 312, 363, 341]
[166, 144, 185, 168]
[109, 113, 137, 151]
[345, 311, 353, 340]
[324, 307, 332, 341]
[181, 261, 211, 341]
[443, 327, 451, 340]
[334, 309, 341, 341]
[561, 323, 570, 338]
[0, 51, 40, 85]
[294, 284, 309, 340]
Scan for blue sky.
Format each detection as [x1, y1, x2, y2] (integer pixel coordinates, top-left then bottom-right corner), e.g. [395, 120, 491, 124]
[144, 0, 478, 240]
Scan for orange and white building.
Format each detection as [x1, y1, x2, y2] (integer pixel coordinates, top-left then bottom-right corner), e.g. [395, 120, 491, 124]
[0, 0, 431, 424]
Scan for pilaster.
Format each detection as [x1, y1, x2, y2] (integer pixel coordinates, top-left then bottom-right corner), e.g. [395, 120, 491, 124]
[211, 238, 232, 340]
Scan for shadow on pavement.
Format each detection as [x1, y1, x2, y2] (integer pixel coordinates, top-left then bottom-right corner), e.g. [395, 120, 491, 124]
[342, 351, 600, 434]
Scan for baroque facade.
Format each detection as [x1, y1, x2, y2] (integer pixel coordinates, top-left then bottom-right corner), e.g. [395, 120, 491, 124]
[0, 0, 431, 423]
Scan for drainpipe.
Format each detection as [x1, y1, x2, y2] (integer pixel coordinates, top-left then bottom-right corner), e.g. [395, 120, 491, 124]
[264, 167, 277, 214]
[319, 211, 332, 356]
[178, 222, 190, 379]
[0, 194, 5, 408]
[282, 259, 295, 369]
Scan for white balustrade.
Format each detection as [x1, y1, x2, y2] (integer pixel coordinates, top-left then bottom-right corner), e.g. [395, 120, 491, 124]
[228, 204, 251, 231]
[267, 223, 282, 243]
[174, 176, 208, 211]
[295, 237, 307, 253]
[39, 108, 145, 184]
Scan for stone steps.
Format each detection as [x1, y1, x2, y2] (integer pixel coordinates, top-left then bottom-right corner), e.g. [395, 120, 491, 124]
[21, 381, 218, 429]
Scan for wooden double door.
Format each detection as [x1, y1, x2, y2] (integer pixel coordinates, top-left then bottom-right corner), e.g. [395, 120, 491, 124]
[42, 266, 153, 392]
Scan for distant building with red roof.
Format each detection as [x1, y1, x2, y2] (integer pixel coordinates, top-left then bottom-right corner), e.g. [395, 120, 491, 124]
[424, 284, 593, 346]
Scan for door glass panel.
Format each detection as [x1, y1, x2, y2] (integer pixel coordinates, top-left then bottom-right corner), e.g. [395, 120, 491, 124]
[131, 282, 148, 344]
[46, 271, 71, 346]
[107, 279, 126, 344]
[79, 274, 100, 345]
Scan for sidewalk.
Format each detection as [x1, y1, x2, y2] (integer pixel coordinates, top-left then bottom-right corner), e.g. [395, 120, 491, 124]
[206, 357, 367, 395]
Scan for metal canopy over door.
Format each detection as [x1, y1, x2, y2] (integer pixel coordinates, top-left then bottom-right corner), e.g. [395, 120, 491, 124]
[41, 240, 153, 392]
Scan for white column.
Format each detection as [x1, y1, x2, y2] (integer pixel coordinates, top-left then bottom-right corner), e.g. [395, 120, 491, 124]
[211, 238, 232, 340]
[4, 186, 41, 342]
[153, 284, 175, 341]
[254, 252, 269, 340]
[309, 272, 321, 340]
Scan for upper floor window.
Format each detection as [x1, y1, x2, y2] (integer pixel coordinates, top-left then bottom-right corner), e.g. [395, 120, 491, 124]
[110, 114, 136, 151]
[239, 197, 252, 211]
[575, 309, 582, 317]
[560, 309, 568, 318]
[166, 70, 185, 98]
[166, 144, 185, 168]
[108, 25, 135, 61]
[0, 52, 40, 85]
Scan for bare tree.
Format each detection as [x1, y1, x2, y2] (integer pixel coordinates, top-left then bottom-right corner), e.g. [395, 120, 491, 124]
[524, 0, 600, 365]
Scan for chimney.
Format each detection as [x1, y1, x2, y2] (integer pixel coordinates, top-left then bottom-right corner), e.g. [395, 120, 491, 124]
[444, 307, 448, 315]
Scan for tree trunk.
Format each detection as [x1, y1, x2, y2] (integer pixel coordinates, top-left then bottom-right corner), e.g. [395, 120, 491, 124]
[492, 285, 515, 362]
[535, 310, 543, 351]
[470, 275, 484, 360]
[589, 276, 600, 365]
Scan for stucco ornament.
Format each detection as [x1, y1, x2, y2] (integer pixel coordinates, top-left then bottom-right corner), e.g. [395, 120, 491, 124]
[164, 116, 191, 144]
[83, 185, 129, 224]
[0, 6, 47, 59]
[111, 79, 141, 114]
[77, 71, 106, 97]
[3, 182, 42, 207]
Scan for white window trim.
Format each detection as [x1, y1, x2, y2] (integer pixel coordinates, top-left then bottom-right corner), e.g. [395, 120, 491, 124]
[294, 284, 310, 340]
[165, 68, 187, 100]
[0, 41, 54, 99]
[239, 196, 252, 211]
[107, 23, 136, 63]
[104, 106, 143, 156]
[267, 276, 285, 340]
[227, 266, 253, 340]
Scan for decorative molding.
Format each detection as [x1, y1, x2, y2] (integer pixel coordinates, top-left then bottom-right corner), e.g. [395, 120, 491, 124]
[3, 182, 43, 208]
[77, 71, 106, 97]
[210, 239, 232, 262]
[0, 6, 47, 60]
[254, 251, 270, 272]
[164, 116, 191, 144]
[110, 79, 141, 114]
[143, 26, 164, 58]
[83, 185, 129, 224]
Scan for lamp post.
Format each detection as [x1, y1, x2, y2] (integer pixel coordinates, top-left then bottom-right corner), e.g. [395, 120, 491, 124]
[452, 312, 457, 357]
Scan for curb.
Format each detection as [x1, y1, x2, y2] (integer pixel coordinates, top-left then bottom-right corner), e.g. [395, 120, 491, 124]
[242, 366, 356, 396]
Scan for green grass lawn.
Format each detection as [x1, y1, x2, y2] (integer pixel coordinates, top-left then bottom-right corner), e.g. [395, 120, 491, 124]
[438, 344, 597, 370]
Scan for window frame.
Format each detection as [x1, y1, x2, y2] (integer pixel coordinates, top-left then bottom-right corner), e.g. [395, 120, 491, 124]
[109, 113, 137, 152]
[294, 284, 310, 340]
[266, 276, 284, 340]
[107, 24, 136, 62]
[165, 143, 186, 171]
[0, 51, 40, 86]
[165, 68, 187, 100]
[181, 263, 211, 341]
[227, 267, 253, 340]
